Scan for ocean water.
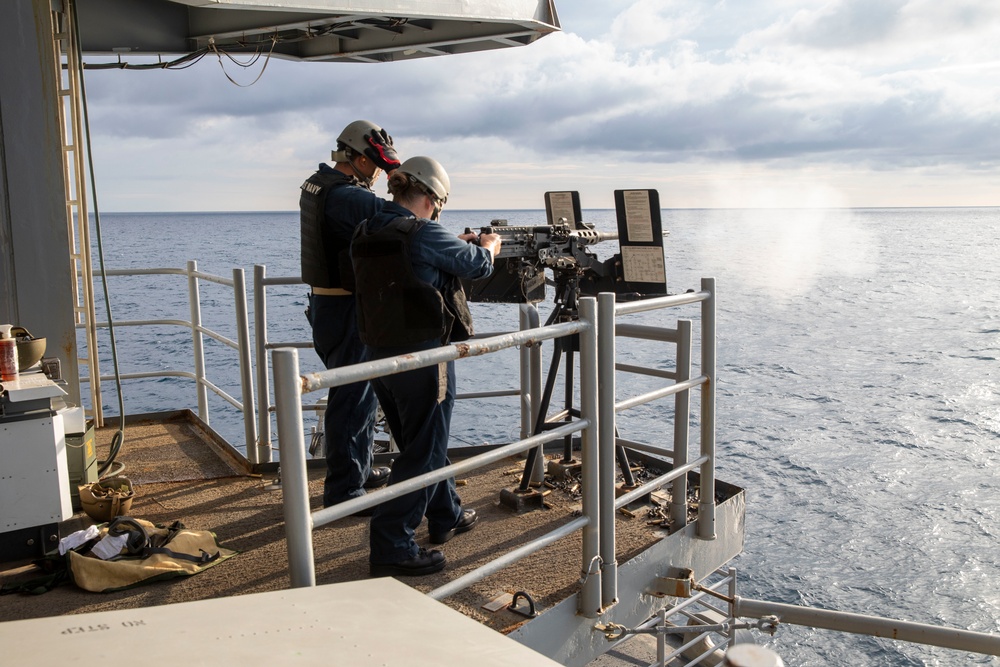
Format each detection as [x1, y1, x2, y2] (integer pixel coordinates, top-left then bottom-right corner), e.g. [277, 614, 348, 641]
[86, 207, 1000, 665]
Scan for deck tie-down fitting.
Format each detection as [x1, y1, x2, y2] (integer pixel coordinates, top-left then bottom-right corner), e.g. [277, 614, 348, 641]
[507, 591, 538, 618]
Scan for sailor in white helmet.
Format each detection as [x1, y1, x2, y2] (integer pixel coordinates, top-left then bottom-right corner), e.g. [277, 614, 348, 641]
[352, 156, 501, 576]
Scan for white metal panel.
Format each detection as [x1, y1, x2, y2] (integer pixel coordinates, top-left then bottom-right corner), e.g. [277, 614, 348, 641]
[0, 414, 72, 532]
[0, 577, 564, 665]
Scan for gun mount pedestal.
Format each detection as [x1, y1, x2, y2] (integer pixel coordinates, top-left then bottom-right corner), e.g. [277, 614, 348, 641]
[465, 190, 668, 513]
[498, 271, 637, 512]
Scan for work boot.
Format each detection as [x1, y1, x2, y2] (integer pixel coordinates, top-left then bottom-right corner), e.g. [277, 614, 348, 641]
[364, 466, 391, 489]
[429, 509, 478, 545]
[370, 548, 446, 577]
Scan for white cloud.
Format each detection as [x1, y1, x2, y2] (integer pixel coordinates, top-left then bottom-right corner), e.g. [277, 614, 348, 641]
[609, 0, 704, 49]
[81, 0, 1000, 211]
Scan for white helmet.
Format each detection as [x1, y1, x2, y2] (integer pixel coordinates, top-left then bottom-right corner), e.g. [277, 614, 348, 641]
[398, 156, 450, 204]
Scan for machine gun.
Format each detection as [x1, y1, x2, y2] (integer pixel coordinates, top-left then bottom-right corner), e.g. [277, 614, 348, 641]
[464, 220, 622, 304]
[481, 221, 618, 266]
[464, 190, 668, 505]
[463, 189, 667, 304]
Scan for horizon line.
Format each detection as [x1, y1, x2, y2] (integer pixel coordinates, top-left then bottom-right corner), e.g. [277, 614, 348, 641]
[94, 204, 1000, 215]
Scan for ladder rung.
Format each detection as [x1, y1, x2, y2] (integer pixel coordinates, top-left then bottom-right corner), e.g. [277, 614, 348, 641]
[54, 6, 102, 395]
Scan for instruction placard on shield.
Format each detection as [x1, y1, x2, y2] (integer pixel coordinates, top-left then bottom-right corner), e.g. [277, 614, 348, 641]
[621, 246, 666, 284]
[622, 190, 655, 242]
[613, 189, 666, 294]
[544, 191, 583, 229]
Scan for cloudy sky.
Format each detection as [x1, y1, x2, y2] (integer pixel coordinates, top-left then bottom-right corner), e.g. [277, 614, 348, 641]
[83, 0, 1000, 212]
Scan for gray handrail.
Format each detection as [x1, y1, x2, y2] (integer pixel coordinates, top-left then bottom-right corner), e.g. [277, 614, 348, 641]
[735, 596, 1000, 655]
[251, 264, 532, 464]
[79, 262, 256, 451]
[273, 307, 605, 615]
[274, 284, 720, 622]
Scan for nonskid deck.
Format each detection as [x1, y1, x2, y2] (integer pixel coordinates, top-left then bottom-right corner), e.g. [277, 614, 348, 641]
[0, 413, 740, 641]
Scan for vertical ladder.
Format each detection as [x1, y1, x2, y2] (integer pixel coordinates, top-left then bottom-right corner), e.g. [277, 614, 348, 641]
[51, 0, 104, 427]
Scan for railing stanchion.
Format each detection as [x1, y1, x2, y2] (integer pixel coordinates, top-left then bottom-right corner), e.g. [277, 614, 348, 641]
[577, 296, 602, 616]
[529, 305, 544, 483]
[187, 260, 209, 423]
[727, 567, 738, 646]
[657, 607, 667, 666]
[232, 268, 259, 464]
[518, 303, 545, 482]
[273, 347, 315, 587]
[254, 265, 272, 464]
[698, 277, 717, 539]
[672, 319, 692, 528]
[519, 305, 531, 439]
[598, 292, 618, 609]
[519, 304, 545, 484]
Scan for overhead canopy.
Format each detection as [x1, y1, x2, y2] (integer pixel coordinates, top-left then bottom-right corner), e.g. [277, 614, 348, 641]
[75, 0, 561, 63]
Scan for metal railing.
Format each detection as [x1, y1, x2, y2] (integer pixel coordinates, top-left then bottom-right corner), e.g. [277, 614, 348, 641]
[251, 265, 306, 465]
[251, 264, 534, 466]
[273, 279, 718, 622]
[595, 568, 747, 665]
[733, 595, 1000, 657]
[601, 564, 1000, 665]
[79, 260, 257, 452]
[595, 283, 718, 611]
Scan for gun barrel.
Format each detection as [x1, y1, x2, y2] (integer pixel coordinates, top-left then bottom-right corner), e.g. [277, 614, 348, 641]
[572, 229, 618, 244]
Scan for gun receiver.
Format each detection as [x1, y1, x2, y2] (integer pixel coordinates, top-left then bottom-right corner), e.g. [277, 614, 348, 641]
[463, 220, 620, 304]
[479, 222, 618, 270]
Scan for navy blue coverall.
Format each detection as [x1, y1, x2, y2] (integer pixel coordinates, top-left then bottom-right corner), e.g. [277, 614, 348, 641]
[359, 201, 494, 566]
[305, 163, 384, 507]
